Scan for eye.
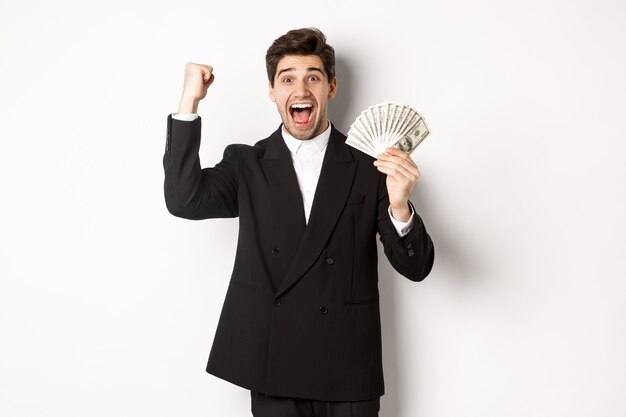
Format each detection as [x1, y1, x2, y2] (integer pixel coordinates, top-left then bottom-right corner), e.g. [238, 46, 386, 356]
[282, 77, 292, 83]
[309, 75, 320, 81]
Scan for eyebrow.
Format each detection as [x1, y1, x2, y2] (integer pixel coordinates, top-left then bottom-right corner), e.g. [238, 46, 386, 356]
[276, 67, 324, 78]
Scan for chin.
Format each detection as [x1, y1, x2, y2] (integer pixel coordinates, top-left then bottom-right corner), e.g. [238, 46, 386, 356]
[284, 122, 318, 140]
[287, 130, 313, 140]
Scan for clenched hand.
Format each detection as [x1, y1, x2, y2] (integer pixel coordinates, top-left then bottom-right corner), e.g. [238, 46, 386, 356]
[373, 147, 420, 222]
[178, 62, 215, 114]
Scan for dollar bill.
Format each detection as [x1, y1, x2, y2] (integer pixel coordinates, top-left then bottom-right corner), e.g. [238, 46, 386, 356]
[345, 102, 431, 158]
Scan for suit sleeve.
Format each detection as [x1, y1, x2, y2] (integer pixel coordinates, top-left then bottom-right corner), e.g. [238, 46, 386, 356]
[163, 115, 239, 220]
[376, 174, 434, 281]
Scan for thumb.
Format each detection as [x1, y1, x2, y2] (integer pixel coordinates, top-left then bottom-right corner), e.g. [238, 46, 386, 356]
[204, 71, 215, 86]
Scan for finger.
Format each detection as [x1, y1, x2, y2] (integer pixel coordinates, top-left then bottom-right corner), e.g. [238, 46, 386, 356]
[384, 147, 411, 158]
[376, 154, 419, 177]
[376, 152, 415, 166]
[376, 157, 420, 178]
[377, 148, 413, 163]
[200, 65, 214, 77]
[374, 164, 417, 183]
[207, 76, 215, 89]
[373, 159, 418, 180]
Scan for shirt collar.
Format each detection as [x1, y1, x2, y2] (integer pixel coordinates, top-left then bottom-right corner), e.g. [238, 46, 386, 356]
[281, 122, 332, 155]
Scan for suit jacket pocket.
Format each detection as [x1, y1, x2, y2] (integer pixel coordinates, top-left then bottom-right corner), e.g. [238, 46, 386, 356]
[345, 298, 379, 306]
[346, 195, 365, 206]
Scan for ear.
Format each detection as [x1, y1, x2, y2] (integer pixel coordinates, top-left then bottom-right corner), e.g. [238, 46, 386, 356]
[328, 77, 338, 100]
[269, 80, 276, 103]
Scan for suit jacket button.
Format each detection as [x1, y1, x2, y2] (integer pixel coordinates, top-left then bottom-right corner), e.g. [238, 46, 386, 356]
[408, 249, 415, 257]
[271, 247, 279, 255]
[325, 257, 334, 265]
[319, 306, 328, 315]
[273, 298, 281, 306]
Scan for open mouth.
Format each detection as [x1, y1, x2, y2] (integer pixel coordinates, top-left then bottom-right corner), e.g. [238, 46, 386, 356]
[289, 102, 314, 128]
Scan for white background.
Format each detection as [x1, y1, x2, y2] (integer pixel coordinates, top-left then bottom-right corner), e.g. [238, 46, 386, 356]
[1, 0, 625, 416]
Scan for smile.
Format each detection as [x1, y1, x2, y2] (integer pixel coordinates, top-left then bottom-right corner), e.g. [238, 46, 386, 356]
[289, 102, 315, 128]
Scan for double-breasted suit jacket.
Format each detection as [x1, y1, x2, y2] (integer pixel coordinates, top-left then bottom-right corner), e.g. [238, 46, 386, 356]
[163, 115, 434, 401]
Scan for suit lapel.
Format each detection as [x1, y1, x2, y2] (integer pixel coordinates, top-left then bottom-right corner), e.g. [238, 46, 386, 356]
[259, 126, 307, 245]
[275, 125, 358, 298]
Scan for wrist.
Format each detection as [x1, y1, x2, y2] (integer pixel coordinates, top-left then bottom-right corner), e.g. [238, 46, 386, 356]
[390, 202, 411, 222]
[178, 95, 200, 114]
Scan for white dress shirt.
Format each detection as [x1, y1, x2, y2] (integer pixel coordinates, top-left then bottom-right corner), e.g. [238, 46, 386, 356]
[171, 114, 414, 236]
[280, 123, 330, 223]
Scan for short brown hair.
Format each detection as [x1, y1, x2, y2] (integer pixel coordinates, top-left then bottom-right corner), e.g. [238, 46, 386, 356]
[266, 27, 336, 87]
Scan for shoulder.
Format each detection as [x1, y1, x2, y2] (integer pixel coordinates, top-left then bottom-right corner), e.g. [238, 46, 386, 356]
[223, 143, 259, 155]
[221, 127, 281, 161]
[253, 126, 283, 151]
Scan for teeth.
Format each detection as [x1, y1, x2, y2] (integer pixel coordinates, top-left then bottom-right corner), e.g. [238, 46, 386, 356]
[290, 103, 313, 109]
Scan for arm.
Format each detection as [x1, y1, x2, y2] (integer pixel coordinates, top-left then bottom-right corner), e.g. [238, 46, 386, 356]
[374, 147, 418, 222]
[376, 175, 434, 281]
[375, 147, 434, 281]
[388, 203, 415, 237]
[163, 63, 239, 220]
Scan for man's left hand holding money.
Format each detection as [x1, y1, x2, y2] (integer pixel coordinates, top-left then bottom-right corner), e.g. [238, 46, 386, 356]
[373, 147, 421, 222]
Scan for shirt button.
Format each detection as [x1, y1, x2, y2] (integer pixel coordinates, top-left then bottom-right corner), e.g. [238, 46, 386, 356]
[320, 306, 328, 315]
[325, 257, 334, 265]
[272, 247, 279, 255]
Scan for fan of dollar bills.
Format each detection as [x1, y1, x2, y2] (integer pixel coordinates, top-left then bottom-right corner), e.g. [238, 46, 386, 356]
[346, 102, 430, 158]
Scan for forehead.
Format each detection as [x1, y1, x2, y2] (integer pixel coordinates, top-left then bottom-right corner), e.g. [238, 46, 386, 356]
[275, 55, 325, 73]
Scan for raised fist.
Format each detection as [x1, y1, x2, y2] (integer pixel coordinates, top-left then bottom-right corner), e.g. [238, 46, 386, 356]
[179, 62, 215, 113]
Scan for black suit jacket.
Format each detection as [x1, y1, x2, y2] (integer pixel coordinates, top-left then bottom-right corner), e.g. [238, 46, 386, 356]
[163, 115, 434, 401]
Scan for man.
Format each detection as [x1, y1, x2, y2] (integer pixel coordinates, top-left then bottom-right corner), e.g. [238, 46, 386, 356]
[164, 28, 434, 417]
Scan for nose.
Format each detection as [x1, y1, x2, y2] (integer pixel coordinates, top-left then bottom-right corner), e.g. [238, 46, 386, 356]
[293, 79, 311, 98]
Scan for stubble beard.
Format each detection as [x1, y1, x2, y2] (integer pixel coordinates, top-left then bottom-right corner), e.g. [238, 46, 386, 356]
[283, 113, 328, 141]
